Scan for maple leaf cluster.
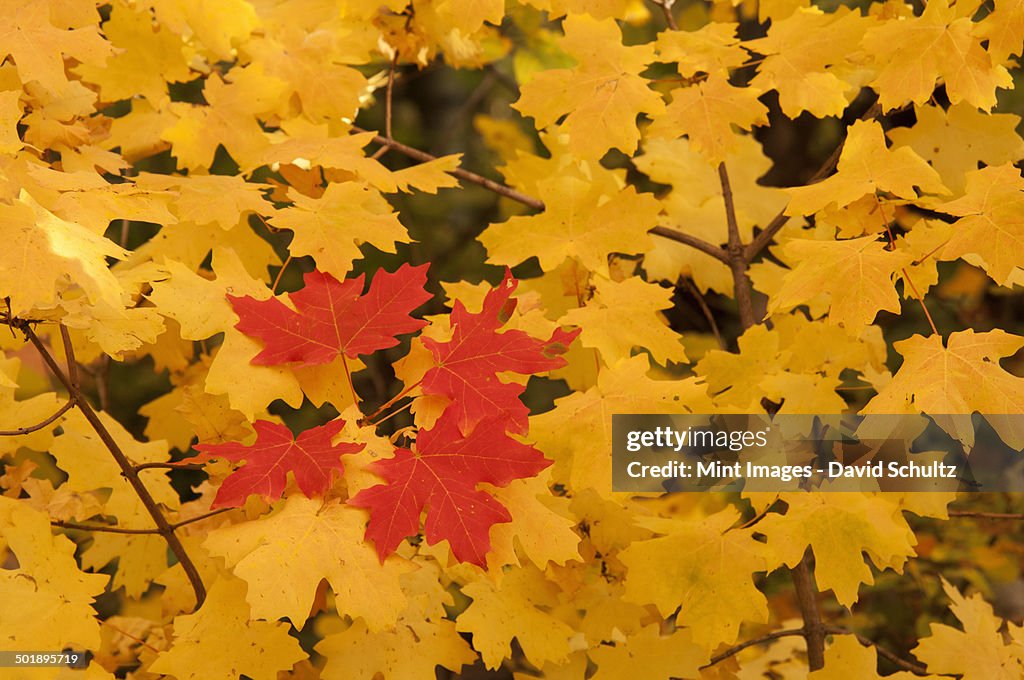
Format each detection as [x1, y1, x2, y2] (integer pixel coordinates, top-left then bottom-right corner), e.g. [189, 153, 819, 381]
[193, 265, 577, 565]
[2, 0, 1024, 678]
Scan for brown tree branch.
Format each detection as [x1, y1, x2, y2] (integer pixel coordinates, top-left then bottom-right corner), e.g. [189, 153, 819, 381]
[700, 628, 806, 668]
[650, 226, 731, 264]
[823, 626, 935, 676]
[352, 126, 729, 261]
[948, 510, 1024, 520]
[52, 508, 234, 535]
[651, 0, 679, 30]
[793, 551, 827, 670]
[133, 461, 206, 472]
[719, 162, 757, 328]
[0, 397, 76, 436]
[352, 125, 546, 210]
[744, 102, 882, 262]
[18, 322, 208, 609]
[52, 519, 160, 535]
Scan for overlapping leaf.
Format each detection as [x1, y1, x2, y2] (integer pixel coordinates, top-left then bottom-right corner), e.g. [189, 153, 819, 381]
[191, 419, 363, 508]
[421, 271, 579, 435]
[229, 263, 430, 365]
[349, 412, 551, 565]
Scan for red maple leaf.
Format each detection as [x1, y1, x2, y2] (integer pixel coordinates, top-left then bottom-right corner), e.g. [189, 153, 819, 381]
[348, 412, 551, 565]
[421, 270, 579, 434]
[229, 263, 431, 366]
[191, 419, 363, 508]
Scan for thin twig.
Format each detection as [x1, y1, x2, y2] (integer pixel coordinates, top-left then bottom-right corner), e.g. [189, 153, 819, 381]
[52, 520, 160, 535]
[0, 398, 76, 436]
[351, 126, 728, 260]
[678, 276, 725, 349]
[351, 125, 545, 210]
[60, 324, 78, 389]
[948, 510, 1024, 520]
[171, 507, 233, 529]
[19, 322, 208, 609]
[651, 0, 678, 30]
[699, 628, 806, 668]
[371, 55, 399, 160]
[823, 626, 934, 676]
[650, 226, 730, 264]
[360, 378, 423, 426]
[51, 508, 233, 535]
[133, 461, 206, 472]
[744, 103, 882, 262]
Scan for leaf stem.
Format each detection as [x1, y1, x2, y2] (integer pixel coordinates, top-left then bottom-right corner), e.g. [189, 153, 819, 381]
[361, 378, 423, 425]
[340, 353, 359, 408]
[0, 397, 76, 436]
[271, 255, 292, 294]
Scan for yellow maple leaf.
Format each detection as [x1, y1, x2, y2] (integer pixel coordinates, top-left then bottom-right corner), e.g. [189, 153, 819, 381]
[935, 163, 1024, 286]
[978, 0, 1024, 64]
[481, 175, 660, 274]
[145, 0, 260, 60]
[888, 104, 1024, 195]
[589, 624, 707, 680]
[148, 248, 269, 341]
[51, 409, 179, 526]
[862, 0, 1012, 110]
[531, 355, 712, 496]
[206, 329, 305, 420]
[75, 3, 193, 104]
[810, 635, 923, 679]
[136, 173, 271, 231]
[912, 578, 1024, 680]
[757, 491, 916, 607]
[560, 275, 688, 366]
[746, 8, 872, 118]
[0, 497, 109, 651]
[204, 497, 413, 629]
[647, 73, 767, 165]
[162, 69, 284, 171]
[0, 0, 111, 92]
[456, 564, 576, 669]
[620, 508, 768, 648]
[0, 191, 129, 315]
[655, 23, 749, 78]
[316, 559, 476, 678]
[863, 329, 1024, 450]
[0, 89, 24, 153]
[486, 474, 582, 569]
[785, 120, 947, 216]
[769, 235, 913, 328]
[514, 14, 664, 158]
[148, 577, 306, 680]
[272, 182, 408, 279]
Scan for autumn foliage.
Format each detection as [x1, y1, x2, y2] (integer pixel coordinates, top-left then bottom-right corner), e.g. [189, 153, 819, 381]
[1, 0, 1024, 679]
